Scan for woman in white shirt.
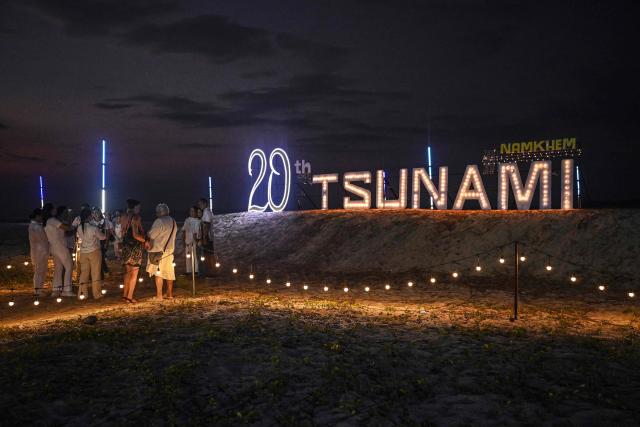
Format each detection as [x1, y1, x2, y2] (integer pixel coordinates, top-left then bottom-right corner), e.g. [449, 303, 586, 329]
[28, 208, 49, 297]
[182, 206, 201, 275]
[77, 208, 106, 299]
[43, 204, 77, 297]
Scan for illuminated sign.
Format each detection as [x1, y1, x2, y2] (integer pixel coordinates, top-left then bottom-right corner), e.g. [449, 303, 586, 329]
[247, 148, 578, 211]
[248, 148, 291, 212]
[500, 137, 576, 154]
[310, 160, 576, 211]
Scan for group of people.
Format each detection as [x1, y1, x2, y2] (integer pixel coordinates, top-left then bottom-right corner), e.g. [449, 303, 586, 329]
[27, 198, 217, 303]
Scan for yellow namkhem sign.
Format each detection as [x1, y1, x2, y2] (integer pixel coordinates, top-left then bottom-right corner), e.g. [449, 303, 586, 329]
[500, 138, 576, 154]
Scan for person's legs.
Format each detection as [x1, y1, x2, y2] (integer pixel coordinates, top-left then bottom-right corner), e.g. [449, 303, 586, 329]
[166, 280, 174, 298]
[90, 250, 103, 299]
[126, 265, 139, 301]
[78, 252, 91, 299]
[155, 276, 164, 300]
[33, 252, 48, 296]
[101, 245, 109, 274]
[58, 249, 73, 295]
[122, 265, 131, 298]
[185, 243, 193, 273]
[51, 253, 63, 295]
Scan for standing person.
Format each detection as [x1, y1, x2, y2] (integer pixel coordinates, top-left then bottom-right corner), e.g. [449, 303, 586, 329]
[195, 206, 205, 272]
[112, 210, 123, 260]
[92, 208, 113, 277]
[71, 204, 90, 276]
[57, 206, 76, 284]
[43, 204, 77, 297]
[60, 206, 77, 260]
[181, 206, 201, 276]
[28, 208, 49, 297]
[146, 203, 177, 300]
[76, 208, 106, 299]
[197, 198, 216, 276]
[120, 199, 146, 303]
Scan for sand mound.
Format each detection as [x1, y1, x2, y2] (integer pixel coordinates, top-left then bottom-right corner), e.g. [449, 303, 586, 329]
[212, 209, 640, 285]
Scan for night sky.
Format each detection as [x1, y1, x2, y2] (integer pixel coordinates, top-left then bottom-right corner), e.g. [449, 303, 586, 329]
[1, 0, 639, 220]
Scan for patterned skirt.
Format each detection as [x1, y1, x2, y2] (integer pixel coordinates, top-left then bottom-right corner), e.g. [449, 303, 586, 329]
[121, 239, 144, 267]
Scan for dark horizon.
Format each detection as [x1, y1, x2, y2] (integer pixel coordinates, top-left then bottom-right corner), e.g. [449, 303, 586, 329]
[1, 0, 639, 220]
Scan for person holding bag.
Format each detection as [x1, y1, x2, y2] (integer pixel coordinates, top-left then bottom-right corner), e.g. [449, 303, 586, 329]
[76, 208, 106, 300]
[145, 203, 177, 301]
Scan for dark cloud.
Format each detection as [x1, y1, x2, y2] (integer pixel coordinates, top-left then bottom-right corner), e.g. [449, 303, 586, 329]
[28, 0, 180, 36]
[178, 142, 227, 150]
[96, 93, 317, 130]
[122, 14, 349, 67]
[296, 133, 400, 144]
[458, 24, 516, 58]
[0, 122, 7, 130]
[239, 70, 278, 80]
[123, 15, 275, 64]
[26, 3, 350, 68]
[93, 102, 134, 110]
[0, 150, 44, 162]
[330, 117, 426, 136]
[219, 73, 408, 112]
[95, 72, 413, 133]
[275, 33, 350, 68]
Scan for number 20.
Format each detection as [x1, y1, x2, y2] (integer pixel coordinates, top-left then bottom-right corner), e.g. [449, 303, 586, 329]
[248, 148, 291, 212]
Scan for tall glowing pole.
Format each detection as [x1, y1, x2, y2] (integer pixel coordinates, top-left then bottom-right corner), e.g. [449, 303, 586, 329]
[101, 139, 106, 213]
[208, 176, 213, 210]
[427, 145, 434, 209]
[576, 164, 581, 208]
[39, 176, 44, 208]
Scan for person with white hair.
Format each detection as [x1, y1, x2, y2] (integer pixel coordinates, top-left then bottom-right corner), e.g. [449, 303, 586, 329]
[145, 203, 177, 300]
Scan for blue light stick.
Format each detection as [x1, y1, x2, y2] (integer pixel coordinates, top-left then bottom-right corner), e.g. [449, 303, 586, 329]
[208, 176, 213, 210]
[101, 140, 106, 213]
[427, 145, 434, 209]
[39, 176, 44, 208]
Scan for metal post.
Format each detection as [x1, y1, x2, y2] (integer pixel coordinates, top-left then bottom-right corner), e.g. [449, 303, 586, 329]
[512, 241, 519, 321]
[191, 244, 196, 296]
